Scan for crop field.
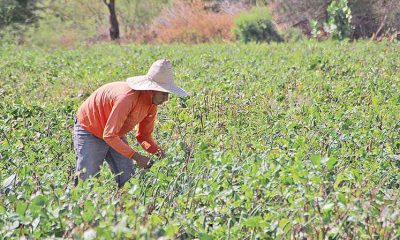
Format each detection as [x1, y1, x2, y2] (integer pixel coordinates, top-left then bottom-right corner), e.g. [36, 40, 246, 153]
[0, 41, 399, 239]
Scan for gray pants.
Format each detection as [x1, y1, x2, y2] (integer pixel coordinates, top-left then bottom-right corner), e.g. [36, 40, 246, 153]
[73, 118, 135, 187]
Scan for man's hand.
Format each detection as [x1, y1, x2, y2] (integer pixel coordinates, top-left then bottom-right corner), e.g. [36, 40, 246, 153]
[132, 152, 153, 169]
[155, 149, 166, 159]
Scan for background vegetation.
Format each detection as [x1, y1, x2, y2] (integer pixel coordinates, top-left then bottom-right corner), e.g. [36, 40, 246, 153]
[1, 0, 400, 46]
[232, 7, 282, 43]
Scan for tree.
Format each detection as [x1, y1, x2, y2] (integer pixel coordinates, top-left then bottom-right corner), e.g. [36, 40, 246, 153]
[103, 0, 120, 40]
[0, 0, 39, 29]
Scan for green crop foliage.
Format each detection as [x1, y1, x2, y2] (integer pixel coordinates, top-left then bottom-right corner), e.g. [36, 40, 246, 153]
[0, 41, 399, 239]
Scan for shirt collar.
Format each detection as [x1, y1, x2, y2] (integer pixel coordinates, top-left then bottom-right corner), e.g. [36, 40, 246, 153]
[140, 90, 155, 106]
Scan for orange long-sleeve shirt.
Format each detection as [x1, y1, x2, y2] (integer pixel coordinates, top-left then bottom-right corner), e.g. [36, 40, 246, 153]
[76, 81, 160, 159]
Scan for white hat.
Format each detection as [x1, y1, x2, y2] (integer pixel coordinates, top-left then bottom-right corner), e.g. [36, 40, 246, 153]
[127, 59, 188, 97]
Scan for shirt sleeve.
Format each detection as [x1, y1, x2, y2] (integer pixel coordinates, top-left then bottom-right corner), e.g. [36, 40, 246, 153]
[136, 105, 160, 154]
[103, 97, 136, 159]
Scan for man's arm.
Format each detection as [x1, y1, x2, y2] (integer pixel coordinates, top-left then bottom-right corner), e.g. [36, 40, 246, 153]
[136, 105, 161, 154]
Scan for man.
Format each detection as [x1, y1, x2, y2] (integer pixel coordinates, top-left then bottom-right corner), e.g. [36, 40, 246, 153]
[73, 59, 188, 187]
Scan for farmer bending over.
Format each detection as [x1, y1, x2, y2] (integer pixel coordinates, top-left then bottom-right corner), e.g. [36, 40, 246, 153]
[73, 59, 188, 187]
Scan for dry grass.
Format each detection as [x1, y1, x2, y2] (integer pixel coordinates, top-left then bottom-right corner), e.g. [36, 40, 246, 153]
[145, 0, 239, 44]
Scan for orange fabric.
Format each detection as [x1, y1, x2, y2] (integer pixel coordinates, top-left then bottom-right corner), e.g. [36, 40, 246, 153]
[77, 81, 160, 159]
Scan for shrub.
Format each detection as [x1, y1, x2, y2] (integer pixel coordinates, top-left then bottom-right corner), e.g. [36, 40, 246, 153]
[281, 27, 303, 42]
[232, 7, 283, 43]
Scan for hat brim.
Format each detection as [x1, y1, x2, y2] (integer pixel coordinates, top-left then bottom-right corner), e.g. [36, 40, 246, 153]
[127, 75, 188, 97]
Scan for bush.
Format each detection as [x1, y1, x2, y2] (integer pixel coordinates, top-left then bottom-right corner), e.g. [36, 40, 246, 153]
[232, 7, 283, 43]
[281, 27, 303, 42]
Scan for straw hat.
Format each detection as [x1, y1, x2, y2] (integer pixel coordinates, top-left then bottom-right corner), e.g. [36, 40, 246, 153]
[127, 59, 188, 97]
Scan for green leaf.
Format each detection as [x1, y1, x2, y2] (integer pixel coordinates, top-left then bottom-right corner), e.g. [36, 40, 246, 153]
[29, 195, 48, 216]
[150, 215, 163, 225]
[2, 174, 16, 189]
[82, 200, 95, 222]
[334, 173, 346, 189]
[32, 195, 47, 206]
[32, 217, 40, 230]
[278, 218, 289, 230]
[165, 224, 179, 237]
[326, 157, 337, 170]
[311, 154, 321, 166]
[200, 233, 213, 240]
[16, 201, 27, 217]
[322, 202, 334, 213]
[243, 216, 267, 228]
[338, 193, 347, 204]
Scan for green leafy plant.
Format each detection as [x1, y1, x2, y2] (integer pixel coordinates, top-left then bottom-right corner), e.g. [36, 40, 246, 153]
[324, 0, 354, 40]
[232, 7, 283, 43]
